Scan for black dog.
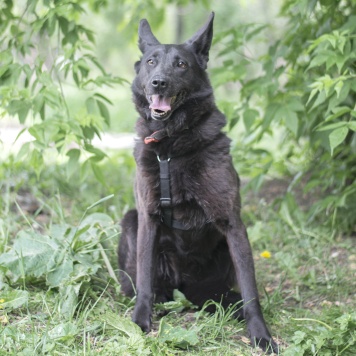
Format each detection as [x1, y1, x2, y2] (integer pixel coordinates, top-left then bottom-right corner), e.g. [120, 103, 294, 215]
[118, 12, 278, 353]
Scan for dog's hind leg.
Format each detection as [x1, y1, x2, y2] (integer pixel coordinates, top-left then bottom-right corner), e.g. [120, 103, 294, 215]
[118, 209, 139, 297]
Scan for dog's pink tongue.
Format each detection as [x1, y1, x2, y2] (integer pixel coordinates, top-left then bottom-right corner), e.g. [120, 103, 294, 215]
[149, 95, 171, 111]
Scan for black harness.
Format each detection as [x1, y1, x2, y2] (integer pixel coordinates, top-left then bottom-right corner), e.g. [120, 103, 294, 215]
[143, 127, 191, 230]
[157, 156, 190, 230]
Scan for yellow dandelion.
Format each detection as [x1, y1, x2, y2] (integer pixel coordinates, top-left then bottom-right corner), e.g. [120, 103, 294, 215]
[260, 250, 272, 259]
[0, 299, 4, 303]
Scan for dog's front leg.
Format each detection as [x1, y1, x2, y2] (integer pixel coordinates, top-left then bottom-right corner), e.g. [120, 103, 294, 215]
[225, 215, 278, 353]
[131, 212, 159, 333]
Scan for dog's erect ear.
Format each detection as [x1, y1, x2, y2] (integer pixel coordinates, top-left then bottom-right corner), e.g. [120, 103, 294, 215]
[138, 19, 160, 53]
[185, 12, 214, 69]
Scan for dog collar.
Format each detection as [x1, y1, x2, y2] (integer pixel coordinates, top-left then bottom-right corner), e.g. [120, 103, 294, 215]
[144, 129, 168, 144]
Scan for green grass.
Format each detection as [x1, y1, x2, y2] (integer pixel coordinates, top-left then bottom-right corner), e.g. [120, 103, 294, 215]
[0, 151, 355, 355]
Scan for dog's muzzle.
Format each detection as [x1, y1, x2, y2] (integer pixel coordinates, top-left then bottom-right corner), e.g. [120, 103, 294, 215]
[148, 94, 176, 120]
[146, 92, 185, 120]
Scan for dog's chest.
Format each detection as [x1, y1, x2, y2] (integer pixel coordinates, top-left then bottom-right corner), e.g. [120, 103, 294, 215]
[169, 168, 200, 204]
[164, 160, 212, 226]
[137, 144, 235, 227]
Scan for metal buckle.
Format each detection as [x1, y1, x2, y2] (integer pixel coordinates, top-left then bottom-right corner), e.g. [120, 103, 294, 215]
[160, 197, 171, 208]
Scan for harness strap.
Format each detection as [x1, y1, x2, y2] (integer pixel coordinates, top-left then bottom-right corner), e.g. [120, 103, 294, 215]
[157, 157, 190, 231]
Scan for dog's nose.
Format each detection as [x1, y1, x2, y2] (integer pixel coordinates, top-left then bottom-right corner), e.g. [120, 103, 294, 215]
[151, 78, 167, 88]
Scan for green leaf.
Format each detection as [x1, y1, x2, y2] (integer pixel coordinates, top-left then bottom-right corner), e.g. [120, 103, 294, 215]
[66, 148, 81, 179]
[317, 121, 348, 132]
[0, 63, 22, 85]
[78, 62, 90, 79]
[348, 121, 356, 131]
[96, 99, 110, 126]
[157, 319, 199, 349]
[287, 98, 304, 112]
[0, 218, 106, 290]
[0, 231, 59, 282]
[38, 71, 53, 87]
[7, 100, 31, 123]
[63, 30, 79, 46]
[327, 81, 352, 115]
[320, 107, 351, 129]
[48, 322, 78, 341]
[47, 255, 73, 288]
[243, 109, 259, 132]
[306, 88, 319, 106]
[59, 284, 81, 319]
[285, 110, 299, 137]
[28, 125, 44, 142]
[334, 80, 344, 97]
[307, 53, 327, 70]
[47, 14, 56, 37]
[22, 64, 33, 87]
[90, 160, 107, 186]
[85, 97, 98, 115]
[105, 312, 143, 337]
[336, 312, 356, 331]
[82, 126, 95, 139]
[29, 149, 44, 179]
[93, 92, 113, 105]
[263, 103, 280, 129]
[86, 55, 106, 75]
[0, 289, 29, 309]
[329, 127, 349, 154]
[309, 90, 327, 112]
[155, 289, 197, 313]
[16, 141, 31, 161]
[85, 145, 106, 161]
[33, 93, 45, 118]
[58, 16, 69, 35]
[42, 86, 62, 109]
[291, 330, 307, 344]
[265, 103, 300, 137]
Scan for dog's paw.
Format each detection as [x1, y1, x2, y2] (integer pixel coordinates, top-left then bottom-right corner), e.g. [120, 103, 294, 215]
[252, 336, 279, 354]
[132, 306, 152, 333]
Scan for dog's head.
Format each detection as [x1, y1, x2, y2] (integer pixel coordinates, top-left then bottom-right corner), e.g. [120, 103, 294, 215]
[133, 13, 214, 121]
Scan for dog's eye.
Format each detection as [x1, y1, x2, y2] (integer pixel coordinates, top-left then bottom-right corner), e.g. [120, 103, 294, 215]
[178, 60, 187, 69]
[147, 59, 154, 66]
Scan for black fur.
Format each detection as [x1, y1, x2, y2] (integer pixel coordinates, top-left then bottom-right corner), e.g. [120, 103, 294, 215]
[118, 12, 278, 354]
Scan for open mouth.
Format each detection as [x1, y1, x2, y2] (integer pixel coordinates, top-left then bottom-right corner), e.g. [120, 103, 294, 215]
[147, 94, 177, 120]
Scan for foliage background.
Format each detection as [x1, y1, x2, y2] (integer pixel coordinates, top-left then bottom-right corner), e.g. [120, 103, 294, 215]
[0, 0, 355, 354]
